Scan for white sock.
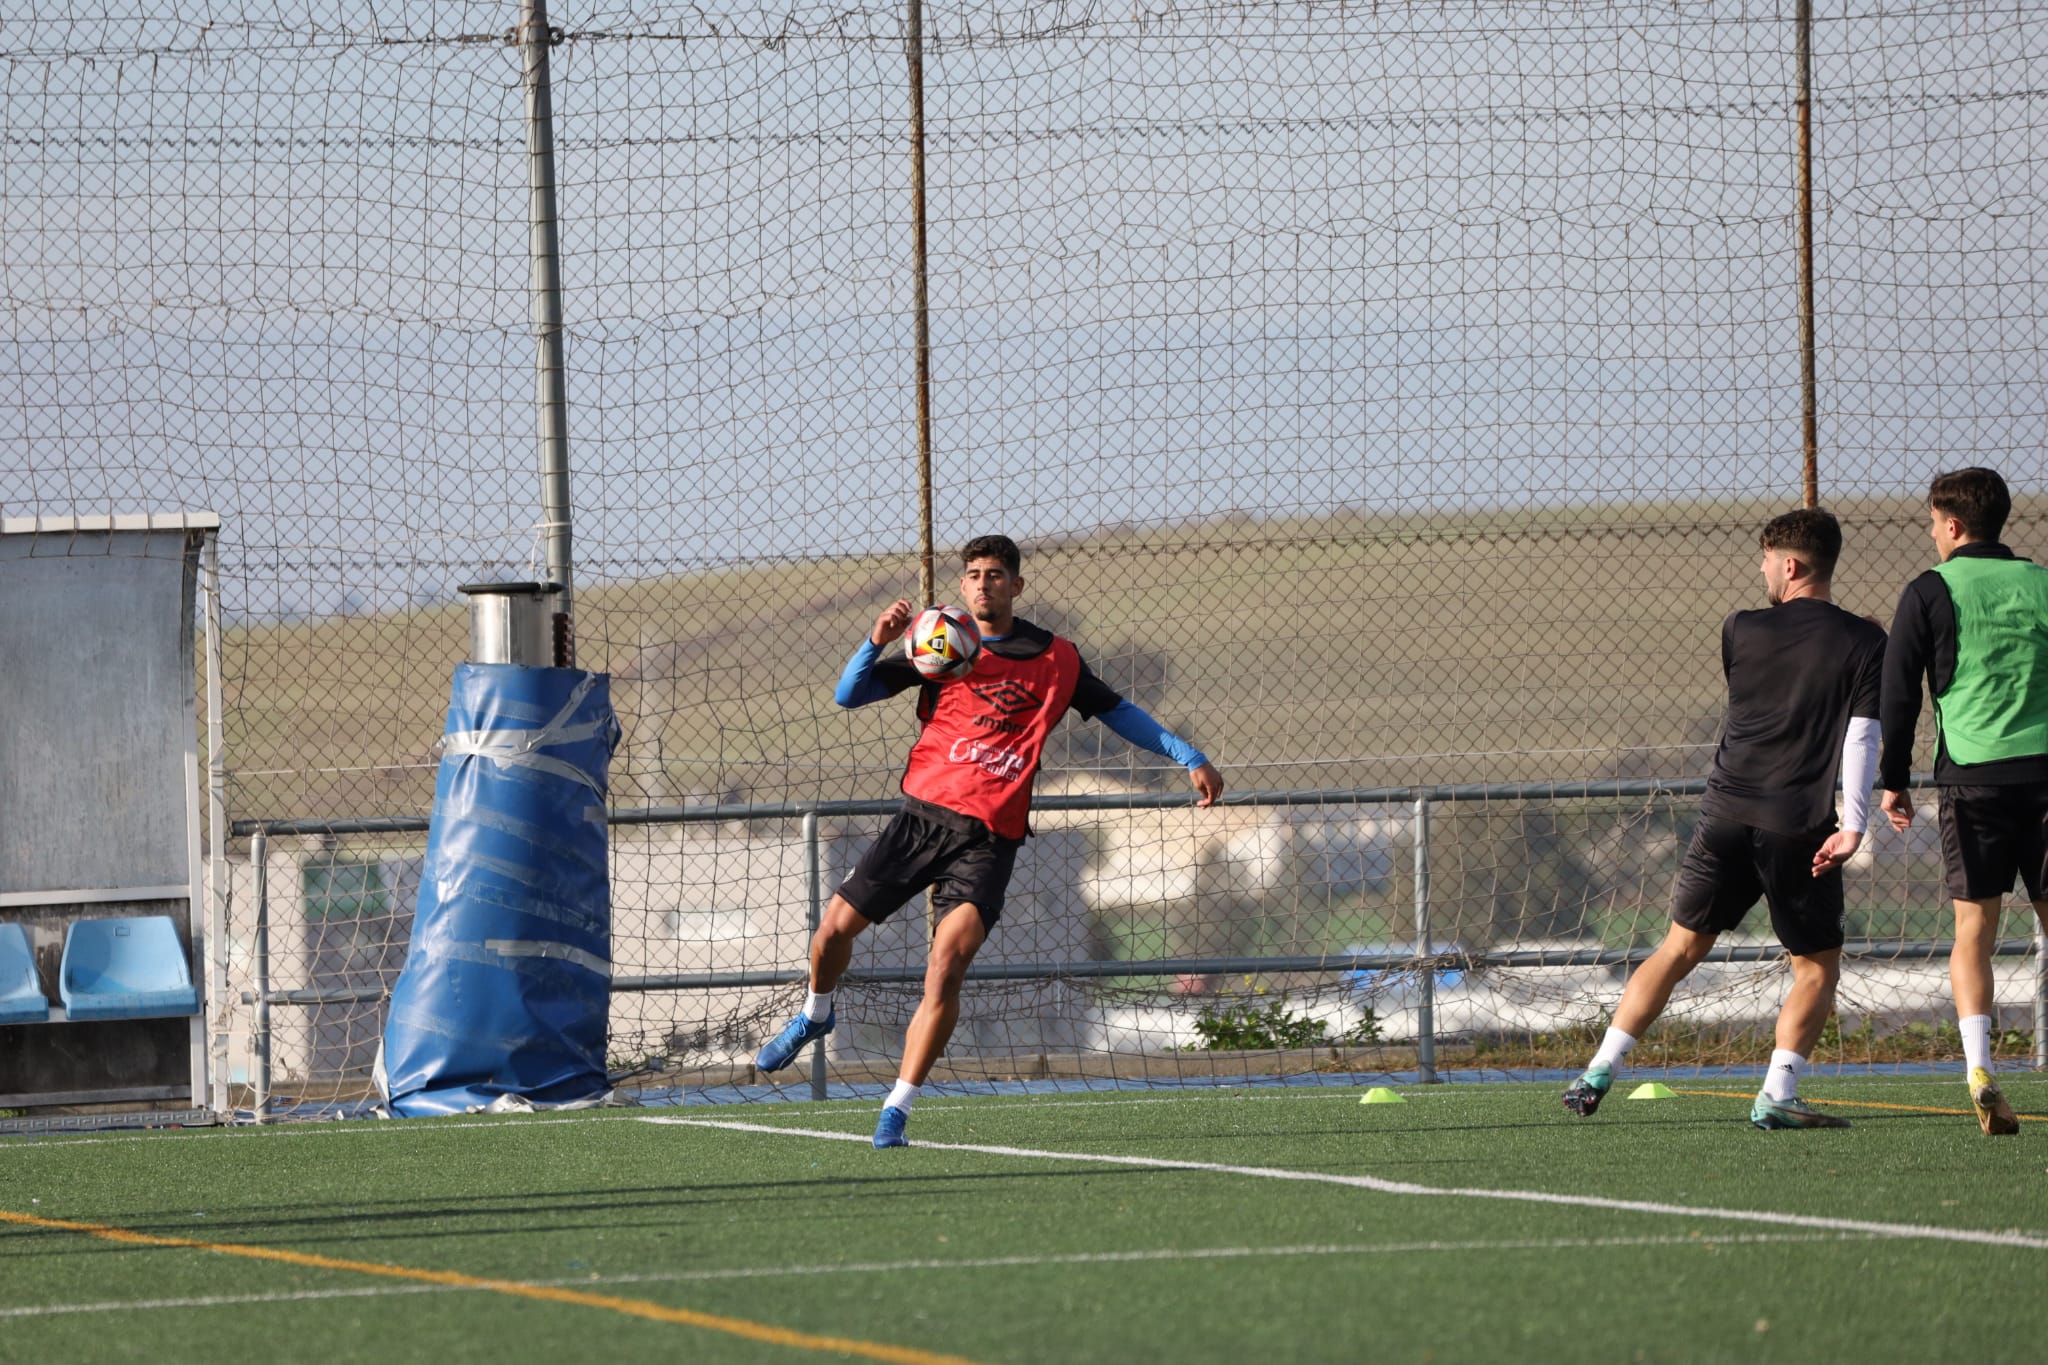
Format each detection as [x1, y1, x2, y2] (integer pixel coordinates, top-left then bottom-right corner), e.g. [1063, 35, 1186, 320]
[803, 990, 833, 1024]
[1960, 1014, 1994, 1074]
[1762, 1049, 1805, 1102]
[1589, 1027, 1637, 1074]
[884, 1079, 920, 1113]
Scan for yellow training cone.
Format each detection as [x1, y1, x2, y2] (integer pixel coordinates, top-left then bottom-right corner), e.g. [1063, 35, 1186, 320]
[1360, 1087, 1407, 1104]
[1628, 1082, 1677, 1100]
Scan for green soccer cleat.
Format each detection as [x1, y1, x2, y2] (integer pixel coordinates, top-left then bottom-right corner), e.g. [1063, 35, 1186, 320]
[1969, 1067, 2020, 1136]
[1750, 1094, 1851, 1130]
[1562, 1066, 1612, 1117]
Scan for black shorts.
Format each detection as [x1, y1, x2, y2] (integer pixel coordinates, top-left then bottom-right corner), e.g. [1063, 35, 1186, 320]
[837, 800, 1021, 931]
[1938, 786, 2048, 901]
[1670, 815, 1845, 956]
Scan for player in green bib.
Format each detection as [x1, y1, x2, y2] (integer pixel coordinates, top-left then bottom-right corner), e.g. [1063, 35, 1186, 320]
[1879, 467, 2048, 1136]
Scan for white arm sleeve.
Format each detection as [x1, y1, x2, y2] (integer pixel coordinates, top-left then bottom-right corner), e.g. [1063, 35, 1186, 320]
[1840, 717, 1881, 833]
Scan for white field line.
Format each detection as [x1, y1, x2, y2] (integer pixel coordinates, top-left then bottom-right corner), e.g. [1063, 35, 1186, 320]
[0, 1092, 1405, 1149]
[646, 1116, 2048, 1251]
[0, 1231, 1871, 1321]
[704, 1091, 1375, 1120]
[654, 1075, 2044, 1122]
[0, 1284, 452, 1319]
[0, 1115, 613, 1148]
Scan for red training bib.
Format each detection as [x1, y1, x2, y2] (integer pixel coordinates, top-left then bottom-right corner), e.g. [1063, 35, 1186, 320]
[900, 636, 1081, 838]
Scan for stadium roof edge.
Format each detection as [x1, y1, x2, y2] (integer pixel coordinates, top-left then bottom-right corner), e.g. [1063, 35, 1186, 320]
[2, 511, 221, 535]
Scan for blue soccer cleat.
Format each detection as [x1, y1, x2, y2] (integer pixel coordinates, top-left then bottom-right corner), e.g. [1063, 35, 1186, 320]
[873, 1105, 909, 1148]
[754, 1010, 833, 1074]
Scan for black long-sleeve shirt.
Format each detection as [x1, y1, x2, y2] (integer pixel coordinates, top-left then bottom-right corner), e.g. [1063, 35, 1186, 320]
[1878, 540, 2048, 790]
[1697, 598, 1885, 837]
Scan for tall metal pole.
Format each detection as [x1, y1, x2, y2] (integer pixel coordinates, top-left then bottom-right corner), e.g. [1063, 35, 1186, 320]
[907, 0, 940, 941]
[907, 0, 936, 608]
[2034, 923, 2046, 1070]
[203, 533, 231, 1117]
[1795, 0, 1819, 509]
[521, 0, 575, 661]
[1413, 797, 1437, 1084]
[250, 829, 271, 1124]
[805, 811, 829, 1101]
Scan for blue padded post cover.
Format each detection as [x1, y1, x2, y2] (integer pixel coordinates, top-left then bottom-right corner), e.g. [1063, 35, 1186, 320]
[58, 916, 199, 1020]
[379, 664, 620, 1117]
[0, 923, 50, 1024]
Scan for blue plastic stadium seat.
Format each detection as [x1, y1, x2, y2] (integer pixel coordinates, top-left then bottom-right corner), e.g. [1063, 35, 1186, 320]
[58, 916, 199, 1021]
[0, 923, 50, 1024]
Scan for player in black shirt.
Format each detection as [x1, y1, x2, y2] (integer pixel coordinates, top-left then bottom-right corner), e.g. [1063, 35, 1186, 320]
[1563, 510, 1886, 1129]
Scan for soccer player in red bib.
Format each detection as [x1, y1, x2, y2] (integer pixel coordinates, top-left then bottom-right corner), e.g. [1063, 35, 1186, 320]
[754, 535, 1225, 1147]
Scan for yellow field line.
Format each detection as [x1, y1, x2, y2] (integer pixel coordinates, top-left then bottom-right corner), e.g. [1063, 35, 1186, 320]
[0, 1208, 987, 1365]
[1673, 1088, 2048, 1122]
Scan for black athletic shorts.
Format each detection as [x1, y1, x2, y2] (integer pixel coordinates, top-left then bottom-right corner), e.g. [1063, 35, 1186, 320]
[1938, 786, 2048, 901]
[1669, 814, 1845, 956]
[837, 798, 1021, 931]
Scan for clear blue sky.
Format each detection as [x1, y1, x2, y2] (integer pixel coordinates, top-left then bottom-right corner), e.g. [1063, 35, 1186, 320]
[4, 3, 2043, 619]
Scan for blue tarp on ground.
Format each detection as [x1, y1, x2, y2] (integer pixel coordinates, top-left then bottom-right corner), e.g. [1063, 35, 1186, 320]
[379, 664, 620, 1117]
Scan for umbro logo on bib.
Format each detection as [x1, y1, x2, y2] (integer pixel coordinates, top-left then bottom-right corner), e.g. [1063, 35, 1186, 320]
[970, 679, 1041, 715]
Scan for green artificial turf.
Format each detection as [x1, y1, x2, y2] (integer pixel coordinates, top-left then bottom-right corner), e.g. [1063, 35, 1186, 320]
[2, 1079, 2044, 1364]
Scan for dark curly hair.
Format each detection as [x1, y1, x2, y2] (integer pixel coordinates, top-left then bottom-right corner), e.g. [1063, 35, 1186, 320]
[1759, 508, 1842, 581]
[1929, 467, 2011, 543]
[961, 534, 1021, 574]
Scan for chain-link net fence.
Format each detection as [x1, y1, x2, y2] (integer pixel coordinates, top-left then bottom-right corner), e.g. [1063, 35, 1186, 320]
[4, 2, 2045, 1113]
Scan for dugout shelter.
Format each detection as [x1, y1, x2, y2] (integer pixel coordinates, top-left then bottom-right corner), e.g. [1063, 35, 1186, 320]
[0, 513, 222, 1122]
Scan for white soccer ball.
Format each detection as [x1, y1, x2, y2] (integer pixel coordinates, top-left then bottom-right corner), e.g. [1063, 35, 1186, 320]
[905, 604, 982, 682]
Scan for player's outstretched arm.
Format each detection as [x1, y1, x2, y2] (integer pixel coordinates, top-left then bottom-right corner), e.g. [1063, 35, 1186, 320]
[870, 599, 913, 646]
[1092, 698, 1219, 805]
[834, 599, 919, 709]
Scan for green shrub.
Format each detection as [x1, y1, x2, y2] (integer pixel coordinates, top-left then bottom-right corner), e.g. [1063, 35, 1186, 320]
[1184, 998, 1381, 1051]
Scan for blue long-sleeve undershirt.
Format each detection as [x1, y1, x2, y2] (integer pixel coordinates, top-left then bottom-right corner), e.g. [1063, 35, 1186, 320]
[1096, 698, 1208, 770]
[833, 635, 1208, 769]
[834, 637, 895, 708]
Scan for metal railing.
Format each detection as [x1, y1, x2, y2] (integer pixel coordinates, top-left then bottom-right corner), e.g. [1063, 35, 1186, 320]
[230, 777, 2048, 1116]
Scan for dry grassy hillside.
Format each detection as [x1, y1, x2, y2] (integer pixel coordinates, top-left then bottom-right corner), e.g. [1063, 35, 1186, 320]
[222, 497, 2026, 825]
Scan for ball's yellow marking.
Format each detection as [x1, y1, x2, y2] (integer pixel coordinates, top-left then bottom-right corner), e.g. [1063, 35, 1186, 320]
[0, 1208, 987, 1365]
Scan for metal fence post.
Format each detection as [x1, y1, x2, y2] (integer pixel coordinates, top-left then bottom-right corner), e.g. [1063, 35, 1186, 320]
[251, 828, 271, 1123]
[2035, 921, 2046, 1070]
[1794, 0, 1820, 508]
[1413, 795, 1437, 1083]
[202, 531, 231, 1117]
[519, 0, 575, 661]
[805, 810, 827, 1101]
[906, 0, 935, 613]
